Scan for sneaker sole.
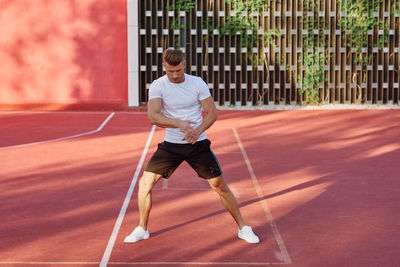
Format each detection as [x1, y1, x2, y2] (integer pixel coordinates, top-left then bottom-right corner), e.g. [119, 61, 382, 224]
[238, 234, 260, 244]
[124, 234, 150, 243]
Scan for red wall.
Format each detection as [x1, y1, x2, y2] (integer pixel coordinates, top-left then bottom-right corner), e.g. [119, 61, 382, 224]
[0, 0, 128, 110]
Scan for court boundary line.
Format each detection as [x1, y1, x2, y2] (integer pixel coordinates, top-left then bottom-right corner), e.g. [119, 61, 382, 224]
[0, 262, 99, 265]
[108, 261, 287, 265]
[233, 128, 292, 264]
[0, 261, 287, 265]
[0, 112, 115, 150]
[105, 129, 291, 266]
[99, 125, 156, 267]
[1, 126, 289, 266]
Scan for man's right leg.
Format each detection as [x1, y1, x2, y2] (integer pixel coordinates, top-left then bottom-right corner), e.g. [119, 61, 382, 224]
[138, 171, 163, 229]
[124, 171, 162, 243]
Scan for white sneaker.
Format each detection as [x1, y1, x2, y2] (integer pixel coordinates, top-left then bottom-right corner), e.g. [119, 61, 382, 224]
[124, 226, 150, 243]
[238, 225, 260, 243]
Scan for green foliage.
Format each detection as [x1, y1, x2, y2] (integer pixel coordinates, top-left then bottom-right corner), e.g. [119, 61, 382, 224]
[168, 0, 196, 48]
[218, 0, 280, 68]
[165, 0, 399, 106]
[297, 0, 328, 105]
[170, 20, 185, 31]
[214, 0, 280, 105]
[337, 0, 390, 66]
[391, 0, 400, 15]
[298, 52, 327, 104]
[336, 0, 398, 103]
[168, 0, 196, 12]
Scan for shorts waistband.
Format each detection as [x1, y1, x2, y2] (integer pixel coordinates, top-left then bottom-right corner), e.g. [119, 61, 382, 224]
[163, 139, 208, 146]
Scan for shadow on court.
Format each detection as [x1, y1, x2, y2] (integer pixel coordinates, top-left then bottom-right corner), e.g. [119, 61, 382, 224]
[0, 110, 399, 266]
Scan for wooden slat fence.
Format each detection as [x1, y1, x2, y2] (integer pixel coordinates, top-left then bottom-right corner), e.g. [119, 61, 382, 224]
[138, 0, 400, 106]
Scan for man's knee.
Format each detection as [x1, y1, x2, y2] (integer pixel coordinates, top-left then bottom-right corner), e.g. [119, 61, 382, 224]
[139, 171, 161, 191]
[208, 176, 229, 193]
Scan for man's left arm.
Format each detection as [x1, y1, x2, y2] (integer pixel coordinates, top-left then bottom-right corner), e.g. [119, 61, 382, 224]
[183, 96, 217, 144]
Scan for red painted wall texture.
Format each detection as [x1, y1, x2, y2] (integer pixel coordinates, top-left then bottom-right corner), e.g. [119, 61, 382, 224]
[0, 0, 128, 110]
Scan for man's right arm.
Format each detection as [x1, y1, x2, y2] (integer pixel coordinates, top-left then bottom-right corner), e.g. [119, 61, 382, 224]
[147, 98, 196, 134]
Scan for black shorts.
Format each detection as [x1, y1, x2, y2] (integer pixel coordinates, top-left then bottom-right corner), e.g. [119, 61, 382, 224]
[144, 139, 223, 179]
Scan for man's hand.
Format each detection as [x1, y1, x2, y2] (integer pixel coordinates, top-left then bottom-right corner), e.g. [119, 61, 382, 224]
[183, 128, 201, 144]
[180, 97, 218, 145]
[179, 120, 200, 144]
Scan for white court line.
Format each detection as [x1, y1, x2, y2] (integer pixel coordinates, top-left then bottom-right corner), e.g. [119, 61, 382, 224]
[233, 128, 292, 265]
[0, 112, 115, 150]
[107, 261, 288, 265]
[0, 262, 99, 265]
[100, 125, 156, 267]
[162, 178, 169, 189]
[0, 261, 287, 265]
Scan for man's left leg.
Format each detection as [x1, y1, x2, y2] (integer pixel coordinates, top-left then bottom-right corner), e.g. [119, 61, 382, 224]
[207, 175, 259, 243]
[207, 175, 245, 228]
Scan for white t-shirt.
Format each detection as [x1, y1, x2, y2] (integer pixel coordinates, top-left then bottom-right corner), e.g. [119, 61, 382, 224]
[148, 73, 211, 144]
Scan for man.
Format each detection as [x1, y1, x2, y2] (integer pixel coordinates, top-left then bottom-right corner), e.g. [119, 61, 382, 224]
[124, 48, 259, 244]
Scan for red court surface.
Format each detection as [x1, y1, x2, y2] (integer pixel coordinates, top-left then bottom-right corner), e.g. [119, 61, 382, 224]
[1, 110, 400, 267]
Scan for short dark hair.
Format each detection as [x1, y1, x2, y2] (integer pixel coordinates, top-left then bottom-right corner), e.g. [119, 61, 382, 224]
[162, 48, 184, 66]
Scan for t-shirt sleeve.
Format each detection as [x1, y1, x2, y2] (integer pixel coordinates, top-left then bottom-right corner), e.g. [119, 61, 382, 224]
[197, 77, 211, 100]
[148, 80, 162, 100]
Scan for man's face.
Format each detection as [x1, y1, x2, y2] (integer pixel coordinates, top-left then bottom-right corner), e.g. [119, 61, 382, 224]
[163, 61, 186, 83]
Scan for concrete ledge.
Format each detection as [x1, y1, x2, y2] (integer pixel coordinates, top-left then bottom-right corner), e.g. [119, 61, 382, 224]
[217, 104, 400, 110]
